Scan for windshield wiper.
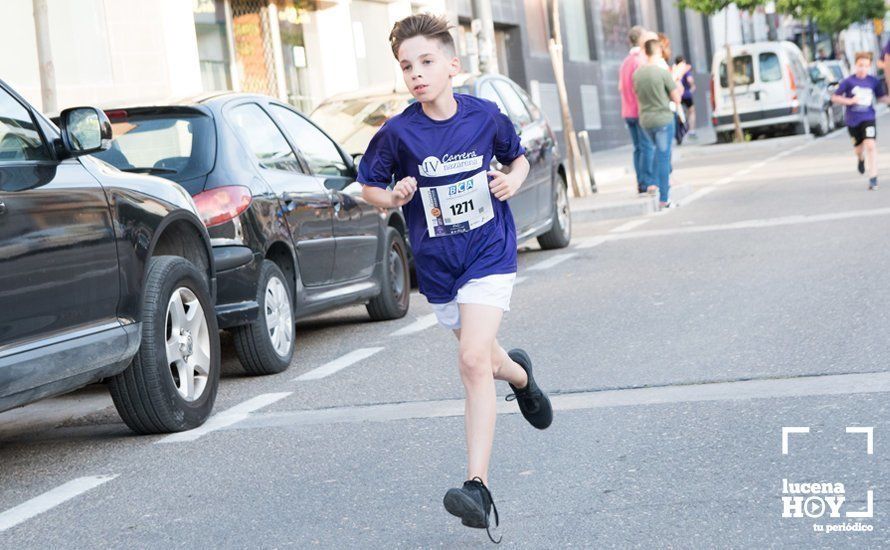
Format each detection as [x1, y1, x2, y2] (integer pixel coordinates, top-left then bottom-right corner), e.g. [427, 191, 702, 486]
[119, 167, 178, 175]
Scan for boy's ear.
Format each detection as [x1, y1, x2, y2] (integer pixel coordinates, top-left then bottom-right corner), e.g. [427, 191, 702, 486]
[449, 55, 461, 77]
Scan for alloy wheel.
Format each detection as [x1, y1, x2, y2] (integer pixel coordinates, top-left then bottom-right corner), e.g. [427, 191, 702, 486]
[264, 276, 294, 358]
[164, 287, 211, 402]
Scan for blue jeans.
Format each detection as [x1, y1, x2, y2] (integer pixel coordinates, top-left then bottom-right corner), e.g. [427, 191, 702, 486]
[625, 117, 649, 192]
[641, 120, 673, 203]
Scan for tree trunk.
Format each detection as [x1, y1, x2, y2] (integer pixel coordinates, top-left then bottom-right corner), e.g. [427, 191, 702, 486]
[548, 0, 589, 197]
[725, 12, 743, 143]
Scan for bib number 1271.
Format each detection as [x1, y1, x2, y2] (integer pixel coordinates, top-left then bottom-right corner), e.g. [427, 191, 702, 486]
[450, 199, 475, 216]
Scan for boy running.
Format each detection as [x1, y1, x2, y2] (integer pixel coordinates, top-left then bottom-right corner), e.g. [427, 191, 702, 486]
[832, 52, 890, 190]
[357, 14, 553, 542]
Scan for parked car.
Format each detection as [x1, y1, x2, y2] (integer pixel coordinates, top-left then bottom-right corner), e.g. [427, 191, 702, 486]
[808, 63, 845, 133]
[711, 41, 828, 140]
[93, 93, 411, 376]
[310, 73, 572, 250]
[0, 79, 220, 434]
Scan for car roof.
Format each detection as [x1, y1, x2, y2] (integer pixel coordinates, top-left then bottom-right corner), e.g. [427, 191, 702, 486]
[316, 73, 483, 105]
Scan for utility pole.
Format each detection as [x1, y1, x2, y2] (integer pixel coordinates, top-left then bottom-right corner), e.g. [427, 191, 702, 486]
[32, 0, 57, 114]
[471, 0, 498, 73]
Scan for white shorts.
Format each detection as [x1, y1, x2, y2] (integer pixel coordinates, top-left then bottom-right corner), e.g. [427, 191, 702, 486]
[429, 273, 517, 330]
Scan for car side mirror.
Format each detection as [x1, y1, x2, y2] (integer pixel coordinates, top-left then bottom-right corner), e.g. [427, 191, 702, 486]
[59, 107, 112, 156]
[352, 153, 363, 170]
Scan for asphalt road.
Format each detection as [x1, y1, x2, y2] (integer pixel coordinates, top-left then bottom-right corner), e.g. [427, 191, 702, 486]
[2, 120, 890, 549]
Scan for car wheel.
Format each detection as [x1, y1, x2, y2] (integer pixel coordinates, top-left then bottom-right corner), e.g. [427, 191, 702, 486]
[233, 260, 295, 375]
[108, 256, 220, 434]
[537, 176, 572, 250]
[367, 227, 410, 321]
[815, 109, 829, 137]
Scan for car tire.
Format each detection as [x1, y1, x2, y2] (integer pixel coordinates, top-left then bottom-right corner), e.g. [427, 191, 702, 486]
[108, 256, 220, 434]
[367, 227, 410, 321]
[537, 176, 572, 250]
[233, 260, 295, 375]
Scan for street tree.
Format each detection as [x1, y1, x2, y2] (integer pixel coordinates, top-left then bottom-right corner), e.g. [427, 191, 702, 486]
[776, 0, 886, 63]
[680, 0, 765, 142]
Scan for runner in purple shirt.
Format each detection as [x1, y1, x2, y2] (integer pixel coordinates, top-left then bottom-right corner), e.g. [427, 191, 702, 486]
[358, 14, 554, 540]
[832, 52, 890, 190]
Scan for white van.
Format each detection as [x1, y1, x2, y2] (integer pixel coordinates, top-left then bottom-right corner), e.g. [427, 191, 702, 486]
[710, 41, 826, 141]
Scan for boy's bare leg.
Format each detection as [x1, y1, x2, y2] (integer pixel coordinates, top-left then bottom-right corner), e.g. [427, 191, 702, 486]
[455, 303, 505, 485]
[864, 138, 878, 178]
[452, 329, 528, 388]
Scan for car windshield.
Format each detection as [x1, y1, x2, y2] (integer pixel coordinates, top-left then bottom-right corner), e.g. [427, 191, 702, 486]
[311, 86, 473, 155]
[93, 110, 215, 187]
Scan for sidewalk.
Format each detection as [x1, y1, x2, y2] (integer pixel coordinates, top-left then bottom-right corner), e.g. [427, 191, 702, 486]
[569, 126, 716, 223]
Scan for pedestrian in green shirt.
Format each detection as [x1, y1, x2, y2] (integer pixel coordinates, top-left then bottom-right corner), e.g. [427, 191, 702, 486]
[633, 38, 682, 207]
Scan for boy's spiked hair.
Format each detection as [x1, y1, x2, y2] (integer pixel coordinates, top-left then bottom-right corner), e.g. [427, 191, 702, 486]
[389, 13, 456, 60]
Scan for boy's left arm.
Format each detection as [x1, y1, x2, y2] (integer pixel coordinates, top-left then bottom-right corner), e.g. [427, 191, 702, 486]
[488, 155, 530, 201]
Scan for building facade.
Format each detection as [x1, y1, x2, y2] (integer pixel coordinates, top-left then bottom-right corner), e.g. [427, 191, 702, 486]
[3, 0, 716, 154]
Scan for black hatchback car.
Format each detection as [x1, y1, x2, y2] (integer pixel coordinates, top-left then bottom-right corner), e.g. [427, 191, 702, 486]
[94, 93, 411, 376]
[0, 79, 220, 434]
[311, 73, 572, 250]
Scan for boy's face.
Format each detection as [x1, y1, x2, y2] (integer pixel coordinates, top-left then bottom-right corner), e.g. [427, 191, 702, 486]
[397, 35, 460, 103]
[855, 57, 871, 78]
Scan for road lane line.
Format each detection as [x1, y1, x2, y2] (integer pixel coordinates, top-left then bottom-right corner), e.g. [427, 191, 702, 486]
[293, 348, 384, 382]
[609, 218, 651, 233]
[607, 206, 890, 241]
[678, 185, 716, 206]
[0, 475, 118, 532]
[514, 276, 528, 285]
[527, 253, 577, 271]
[158, 392, 292, 443]
[574, 236, 607, 250]
[225, 370, 890, 431]
[390, 314, 437, 337]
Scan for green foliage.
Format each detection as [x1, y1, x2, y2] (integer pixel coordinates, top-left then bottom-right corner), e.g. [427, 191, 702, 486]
[776, 0, 886, 34]
[678, 0, 765, 16]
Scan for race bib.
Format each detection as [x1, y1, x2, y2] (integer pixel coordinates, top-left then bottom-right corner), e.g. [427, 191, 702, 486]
[853, 86, 874, 108]
[419, 171, 494, 237]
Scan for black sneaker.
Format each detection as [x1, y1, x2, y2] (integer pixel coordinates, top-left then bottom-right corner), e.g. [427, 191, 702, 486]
[443, 477, 501, 543]
[858, 158, 866, 174]
[505, 349, 553, 430]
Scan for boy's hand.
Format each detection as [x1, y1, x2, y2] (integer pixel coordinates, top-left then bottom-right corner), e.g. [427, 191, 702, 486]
[391, 176, 417, 207]
[488, 170, 523, 201]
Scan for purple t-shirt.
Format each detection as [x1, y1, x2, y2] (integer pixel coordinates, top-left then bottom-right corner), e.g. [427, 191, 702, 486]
[834, 75, 886, 127]
[358, 93, 526, 304]
[681, 69, 694, 100]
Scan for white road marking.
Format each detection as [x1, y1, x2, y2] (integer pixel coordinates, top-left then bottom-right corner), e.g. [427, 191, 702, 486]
[390, 314, 438, 337]
[225, 370, 890, 431]
[608, 206, 890, 241]
[574, 236, 607, 250]
[678, 185, 716, 206]
[527, 253, 577, 271]
[609, 218, 651, 233]
[293, 348, 384, 382]
[0, 475, 118, 532]
[158, 392, 292, 443]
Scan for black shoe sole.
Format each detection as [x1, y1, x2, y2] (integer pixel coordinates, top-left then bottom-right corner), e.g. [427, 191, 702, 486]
[508, 349, 553, 430]
[443, 489, 487, 528]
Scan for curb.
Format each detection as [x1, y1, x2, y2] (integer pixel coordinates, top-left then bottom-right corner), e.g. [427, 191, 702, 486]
[570, 184, 693, 224]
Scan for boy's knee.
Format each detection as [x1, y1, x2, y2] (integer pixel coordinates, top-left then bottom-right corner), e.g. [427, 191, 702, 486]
[459, 347, 491, 380]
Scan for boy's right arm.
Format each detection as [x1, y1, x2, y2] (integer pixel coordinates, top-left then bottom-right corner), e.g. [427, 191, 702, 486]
[361, 177, 417, 208]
